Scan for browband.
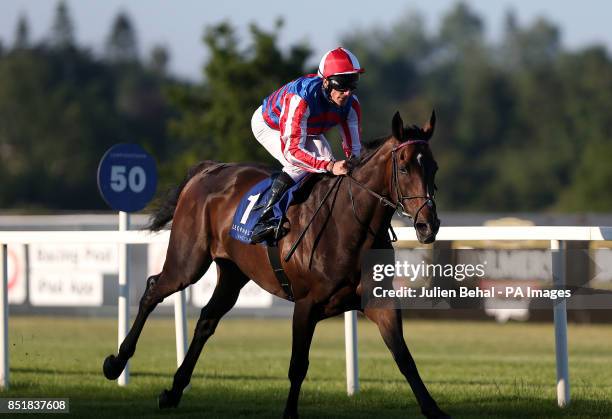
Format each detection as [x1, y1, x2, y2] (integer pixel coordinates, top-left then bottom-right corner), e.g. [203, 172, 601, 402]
[392, 139, 429, 152]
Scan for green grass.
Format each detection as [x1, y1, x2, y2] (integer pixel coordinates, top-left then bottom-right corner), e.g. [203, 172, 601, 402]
[4, 316, 612, 418]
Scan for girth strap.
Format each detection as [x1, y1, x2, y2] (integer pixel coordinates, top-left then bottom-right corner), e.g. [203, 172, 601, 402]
[266, 245, 294, 301]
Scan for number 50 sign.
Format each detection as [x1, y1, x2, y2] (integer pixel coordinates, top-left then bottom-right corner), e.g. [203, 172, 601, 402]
[97, 143, 157, 212]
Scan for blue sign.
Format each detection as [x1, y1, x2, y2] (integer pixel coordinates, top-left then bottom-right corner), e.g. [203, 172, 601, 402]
[97, 143, 157, 212]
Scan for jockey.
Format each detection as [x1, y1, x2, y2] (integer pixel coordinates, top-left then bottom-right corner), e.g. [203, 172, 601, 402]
[250, 47, 365, 243]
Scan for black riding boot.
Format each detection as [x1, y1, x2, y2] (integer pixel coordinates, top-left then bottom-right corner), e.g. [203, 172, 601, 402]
[250, 172, 295, 244]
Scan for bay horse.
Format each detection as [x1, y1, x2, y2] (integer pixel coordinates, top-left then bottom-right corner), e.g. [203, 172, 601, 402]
[103, 110, 448, 418]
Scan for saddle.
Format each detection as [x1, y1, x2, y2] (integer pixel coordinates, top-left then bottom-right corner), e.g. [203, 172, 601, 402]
[229, 173, 313, 245]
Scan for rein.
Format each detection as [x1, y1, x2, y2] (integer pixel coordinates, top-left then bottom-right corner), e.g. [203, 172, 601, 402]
[284, 176, 343, 262]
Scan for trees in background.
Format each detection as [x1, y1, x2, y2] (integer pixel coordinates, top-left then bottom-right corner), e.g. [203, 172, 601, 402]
[49, 1, 75, 49]
[14, 15, 30, 50]
[165, 20, 310, 179]
[0, 1, 611, 212]
[0, 2, 175, 210]
[342, 2, 612, 212]
[105, 12, 139, 64]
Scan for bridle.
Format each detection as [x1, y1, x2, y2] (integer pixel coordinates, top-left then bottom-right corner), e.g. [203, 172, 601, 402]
[347, 139, 437, 227]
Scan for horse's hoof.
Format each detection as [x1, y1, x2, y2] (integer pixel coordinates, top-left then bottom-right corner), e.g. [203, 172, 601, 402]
[158, 389, 180, 409]
[103, 355, 126, 380]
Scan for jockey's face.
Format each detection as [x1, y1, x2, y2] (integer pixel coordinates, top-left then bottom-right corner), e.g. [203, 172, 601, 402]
[329, 86, 352, 106]
[323, 78, 354, 107]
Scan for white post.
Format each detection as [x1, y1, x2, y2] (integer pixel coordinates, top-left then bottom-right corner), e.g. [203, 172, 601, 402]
[174, 290, 188, 367]
[344, 310, 359, 395]
[0, 244, 8, 389]
[118, 212, 130, 386]
[551, 240, 570, 407]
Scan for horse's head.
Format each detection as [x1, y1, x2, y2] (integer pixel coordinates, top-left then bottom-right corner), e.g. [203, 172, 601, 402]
[388, 110, 440, 243]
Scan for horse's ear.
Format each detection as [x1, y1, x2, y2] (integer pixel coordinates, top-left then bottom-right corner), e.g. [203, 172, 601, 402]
[392, 111, 404, 140]
[423, 109, 436, 141]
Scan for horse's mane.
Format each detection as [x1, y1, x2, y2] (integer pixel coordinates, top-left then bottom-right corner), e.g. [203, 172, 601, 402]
[362, 136, 390, 152]
[358, 125, 427, 164]
[358, 135, 391, 164]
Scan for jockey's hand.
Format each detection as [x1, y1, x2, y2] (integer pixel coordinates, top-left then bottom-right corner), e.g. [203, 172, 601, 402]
[347, 154, 360, 172]
[329, 160, 349, 176]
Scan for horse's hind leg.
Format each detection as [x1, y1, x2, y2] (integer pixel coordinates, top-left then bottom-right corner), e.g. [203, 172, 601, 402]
[103, 241, 213, 381]
[364, 308, 450, 419]
[158, 259, 249, 409]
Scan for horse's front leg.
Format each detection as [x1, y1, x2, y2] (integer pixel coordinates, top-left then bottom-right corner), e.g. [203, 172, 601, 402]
[283, 299, 319, 419]
[364, 308, 450, 419]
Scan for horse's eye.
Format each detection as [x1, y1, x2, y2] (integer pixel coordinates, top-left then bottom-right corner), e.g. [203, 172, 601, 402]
[399, 168, 409, 174]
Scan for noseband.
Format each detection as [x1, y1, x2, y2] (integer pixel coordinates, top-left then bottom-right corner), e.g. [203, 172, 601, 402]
[348, 139, 437, 227]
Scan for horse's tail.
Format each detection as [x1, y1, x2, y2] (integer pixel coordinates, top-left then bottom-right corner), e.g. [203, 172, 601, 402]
[146, 161, 218, 232]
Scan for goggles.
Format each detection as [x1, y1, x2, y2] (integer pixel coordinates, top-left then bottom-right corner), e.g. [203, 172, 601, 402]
[328, 74, 359, 92]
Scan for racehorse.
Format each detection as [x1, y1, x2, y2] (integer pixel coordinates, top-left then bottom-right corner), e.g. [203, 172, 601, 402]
[103, 110, 448, 418]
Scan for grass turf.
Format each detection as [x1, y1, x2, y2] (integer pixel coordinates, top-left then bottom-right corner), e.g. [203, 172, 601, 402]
[4, 316, 612, 418]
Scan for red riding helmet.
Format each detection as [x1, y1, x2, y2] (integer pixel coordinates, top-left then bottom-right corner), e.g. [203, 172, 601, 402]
[317, 47, 365, 78]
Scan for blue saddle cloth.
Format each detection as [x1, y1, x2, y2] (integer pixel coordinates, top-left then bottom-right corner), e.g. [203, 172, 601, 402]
[230, 174, 302, 243]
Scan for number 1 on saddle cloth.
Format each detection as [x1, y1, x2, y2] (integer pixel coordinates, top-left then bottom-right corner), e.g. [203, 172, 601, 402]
[229, 173, 305, 245]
